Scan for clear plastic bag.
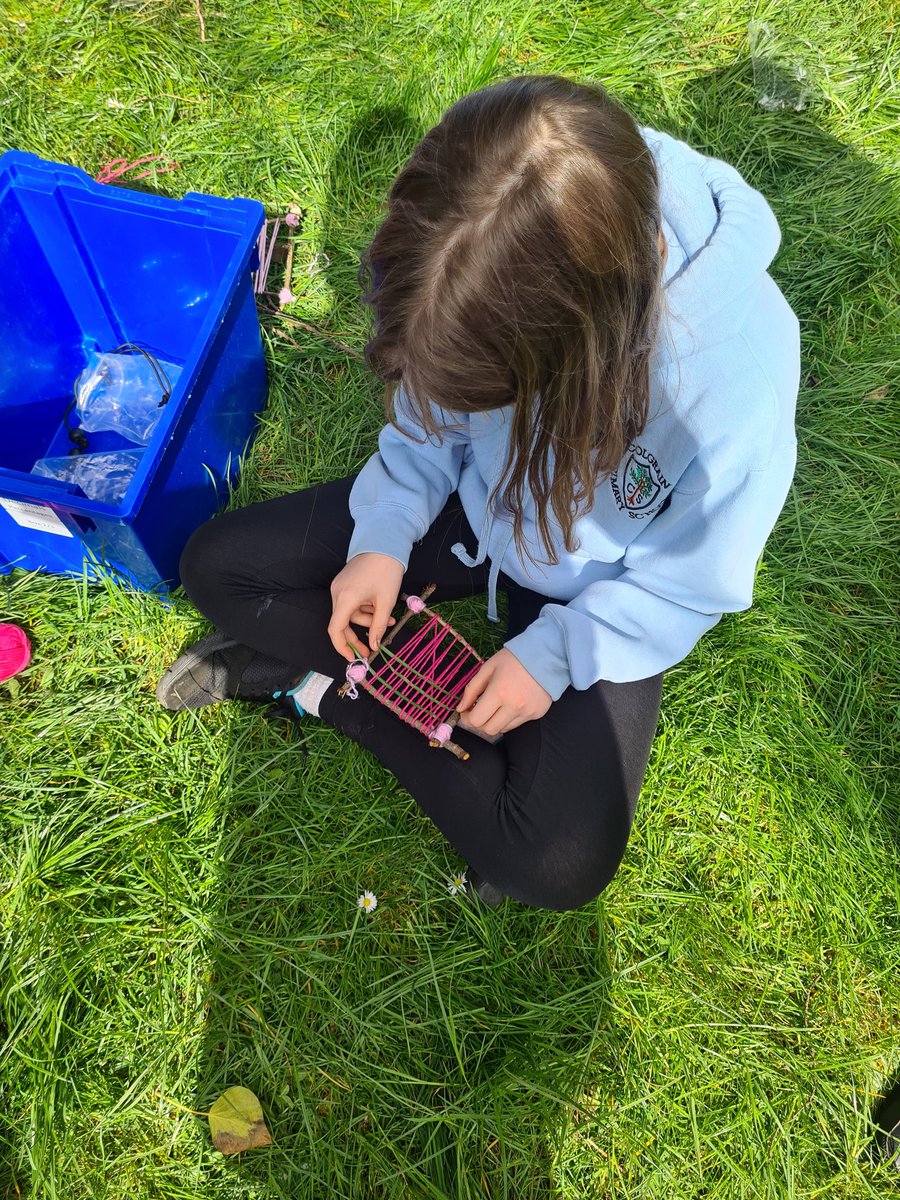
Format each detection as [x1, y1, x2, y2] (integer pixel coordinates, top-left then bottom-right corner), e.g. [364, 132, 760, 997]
[32, 448, 145, 506]
[748, 20, 814, 112]
[75, 350, 181, 446]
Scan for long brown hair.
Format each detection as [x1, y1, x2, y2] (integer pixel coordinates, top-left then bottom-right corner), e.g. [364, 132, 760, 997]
[359, 74, 668, 565]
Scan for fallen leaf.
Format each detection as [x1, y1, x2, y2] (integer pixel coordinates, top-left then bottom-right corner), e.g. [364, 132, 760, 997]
[865, 385, 889, 400]
[208, 1086, 272, 1155]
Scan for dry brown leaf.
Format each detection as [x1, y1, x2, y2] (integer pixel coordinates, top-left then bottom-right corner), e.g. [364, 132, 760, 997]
[208, 1086, 272, 1155]
[866, 385, 889, 400]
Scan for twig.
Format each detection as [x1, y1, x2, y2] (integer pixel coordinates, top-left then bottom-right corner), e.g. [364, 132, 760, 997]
[260, 219, 281, 289]
[380, 585, 437, 651]
[429, 710, 470, 760]
[194, 0, 206, 41]
[254, 223, 266, 294]
[337, 585, 436, 699]
[283, 232, 295, 297]
[265, 311, 365, 361]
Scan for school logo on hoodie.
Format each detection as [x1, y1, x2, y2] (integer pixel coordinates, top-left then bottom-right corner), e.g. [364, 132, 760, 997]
[611, 444, 669, 519]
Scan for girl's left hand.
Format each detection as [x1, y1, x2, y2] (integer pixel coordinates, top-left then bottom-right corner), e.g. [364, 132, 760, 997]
[457, 648, 552, 738]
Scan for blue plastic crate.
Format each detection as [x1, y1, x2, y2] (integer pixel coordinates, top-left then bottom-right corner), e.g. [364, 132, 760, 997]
[0, 151, 268, 591]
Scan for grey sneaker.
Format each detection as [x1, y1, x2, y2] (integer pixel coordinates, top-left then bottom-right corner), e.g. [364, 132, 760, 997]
[156, 630, 297, 710]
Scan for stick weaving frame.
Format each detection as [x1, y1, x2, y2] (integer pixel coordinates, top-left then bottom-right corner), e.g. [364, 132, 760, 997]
[337, 584, 483, 761]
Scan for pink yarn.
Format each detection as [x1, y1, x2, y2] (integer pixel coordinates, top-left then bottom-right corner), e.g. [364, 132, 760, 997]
[431, 722, 453, 745]
[0, 624, 31, 683]
[347, 661, 368, 683]
[95, 156, 180, 184]
[406, 595, 426, 613]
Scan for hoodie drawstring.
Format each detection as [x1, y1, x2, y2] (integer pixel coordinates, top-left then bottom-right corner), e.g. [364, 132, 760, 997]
[450, 428, 515, 622]
[451, 512, 515, 624]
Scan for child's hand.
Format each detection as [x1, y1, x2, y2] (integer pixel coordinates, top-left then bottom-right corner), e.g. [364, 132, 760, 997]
[457, 648, 552, 737]
[329, 553, 404, 661]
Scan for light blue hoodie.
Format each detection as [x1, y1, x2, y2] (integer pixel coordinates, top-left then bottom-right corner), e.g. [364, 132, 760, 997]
[346, 125, 801, 699]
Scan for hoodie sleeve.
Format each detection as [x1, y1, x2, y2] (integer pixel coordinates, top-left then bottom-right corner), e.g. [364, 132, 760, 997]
[346, 383, 469, 569]
[503, 442, 797, 698]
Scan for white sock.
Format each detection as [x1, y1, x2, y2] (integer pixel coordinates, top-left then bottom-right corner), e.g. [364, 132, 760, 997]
[287, 670, 334, 717]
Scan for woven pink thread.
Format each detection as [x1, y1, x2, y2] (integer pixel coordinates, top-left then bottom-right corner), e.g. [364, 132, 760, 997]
[364, 613, 481, 737]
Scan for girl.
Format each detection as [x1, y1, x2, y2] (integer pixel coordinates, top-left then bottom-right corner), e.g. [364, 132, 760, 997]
[157, 75, 800, 911]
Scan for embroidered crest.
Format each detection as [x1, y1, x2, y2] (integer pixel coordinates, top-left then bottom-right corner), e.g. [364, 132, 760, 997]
[610, 444, 669, 519]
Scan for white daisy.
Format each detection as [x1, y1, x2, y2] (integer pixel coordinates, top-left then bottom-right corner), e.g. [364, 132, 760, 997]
[447, 873, 468, 896]
[357, 890, 378, 913]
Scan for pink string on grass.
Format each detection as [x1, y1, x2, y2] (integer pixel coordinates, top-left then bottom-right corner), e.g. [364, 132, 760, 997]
[95, 156, 181, 184]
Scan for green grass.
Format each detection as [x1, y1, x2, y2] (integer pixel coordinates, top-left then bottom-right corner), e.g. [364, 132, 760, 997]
[1, 0, 899, 1196]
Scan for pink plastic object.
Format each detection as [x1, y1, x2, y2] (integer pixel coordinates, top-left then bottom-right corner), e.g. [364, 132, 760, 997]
[406, 595, 426, 613]
[431, 722, 453, 745]
[0, 624, 31, 683]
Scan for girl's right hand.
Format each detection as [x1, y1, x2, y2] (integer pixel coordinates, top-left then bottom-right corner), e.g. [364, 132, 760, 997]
[328, 553, 404, 662]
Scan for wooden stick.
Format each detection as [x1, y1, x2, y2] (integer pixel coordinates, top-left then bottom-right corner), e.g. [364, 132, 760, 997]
[378, 584, 436, 653]
[429, 709, 469, 760]
[442, 739, 469, 761]
[337, 584, 436, 700]
[254, 223, 267, 294]
[283, 228, 295, 297]
[263, 311, 365, 362]
[194, 0, 207, 41]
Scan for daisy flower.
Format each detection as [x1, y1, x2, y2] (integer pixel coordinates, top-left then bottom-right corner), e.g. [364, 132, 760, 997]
[357, 890, 378, 913]
[447, 872, 468, 896]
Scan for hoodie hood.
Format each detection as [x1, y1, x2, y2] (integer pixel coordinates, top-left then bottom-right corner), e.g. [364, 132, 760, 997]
[640, 125, 783, 355]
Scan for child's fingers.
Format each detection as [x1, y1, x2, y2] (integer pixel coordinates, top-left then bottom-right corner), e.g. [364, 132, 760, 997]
[348, 610, 396, 630]
[345, 634, 368, 660]
[368, 594, 396, 654]
[481, 707, 514, 738]
[328, 597, 361, 662]
[458, 694, 503, 734]
[459, 664, 491, 713]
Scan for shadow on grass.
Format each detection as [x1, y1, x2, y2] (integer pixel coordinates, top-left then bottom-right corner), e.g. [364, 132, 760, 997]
[678, 60, 900, 851]
[182, 100, 622, 1198]
[674, 55, 900, 1183]
[184, 57, 900, 1198]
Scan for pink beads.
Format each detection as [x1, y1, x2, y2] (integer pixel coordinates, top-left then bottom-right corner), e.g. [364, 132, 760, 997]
[431, 722, 454, 745]
[406, 594, 426, 613]
[347, 661, 368, 683]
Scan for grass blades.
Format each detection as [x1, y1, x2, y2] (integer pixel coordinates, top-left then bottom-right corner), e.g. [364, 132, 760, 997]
[1, 0, 899, 1196]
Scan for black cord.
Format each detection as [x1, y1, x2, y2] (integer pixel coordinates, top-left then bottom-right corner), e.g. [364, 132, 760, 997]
[112, 343, 173, 406]
[66, 342, 173, 455]
[64, 397, 90, 456]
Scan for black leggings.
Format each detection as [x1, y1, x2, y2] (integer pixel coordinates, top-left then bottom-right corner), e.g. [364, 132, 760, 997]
[179, 475, 663, 911]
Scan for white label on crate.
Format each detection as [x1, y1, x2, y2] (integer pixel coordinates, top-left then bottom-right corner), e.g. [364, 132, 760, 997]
[0, 499, 74, 538]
